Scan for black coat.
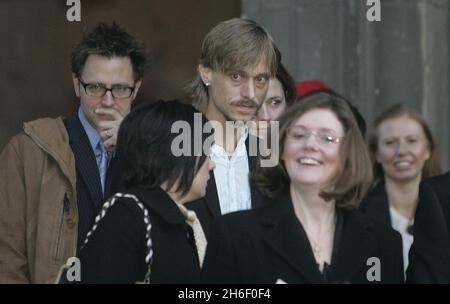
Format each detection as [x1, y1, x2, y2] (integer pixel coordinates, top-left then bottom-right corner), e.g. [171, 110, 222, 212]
[425, 171, 450, 241]
[185, 135, 268, 239]
[202, 197, 404, 283]
[78, 187, 202, 283]
[361, 181, 450, 283]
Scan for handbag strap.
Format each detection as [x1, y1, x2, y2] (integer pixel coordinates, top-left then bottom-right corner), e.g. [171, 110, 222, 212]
[83, 192, 153, 283]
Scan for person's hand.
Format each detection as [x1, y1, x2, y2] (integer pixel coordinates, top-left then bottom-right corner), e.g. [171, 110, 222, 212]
[96, 108, 125, 152]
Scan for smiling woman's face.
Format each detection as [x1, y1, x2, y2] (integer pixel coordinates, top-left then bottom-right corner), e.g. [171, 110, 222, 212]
[375, 115, 430, 183]
[282, 108, 344, 189]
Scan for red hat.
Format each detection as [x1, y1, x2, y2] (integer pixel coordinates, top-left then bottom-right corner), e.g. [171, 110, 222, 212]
[295, 80, 330, 97]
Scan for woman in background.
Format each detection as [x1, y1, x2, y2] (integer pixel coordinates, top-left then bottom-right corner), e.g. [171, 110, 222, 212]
[251, 62, 296, 144]
[361, 103, 450, 282]
[256, 62, 296, 123]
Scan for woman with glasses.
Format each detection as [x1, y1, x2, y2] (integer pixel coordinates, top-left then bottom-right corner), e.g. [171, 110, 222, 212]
[202, 92, 404, 283]
[361, 104, 450, 283]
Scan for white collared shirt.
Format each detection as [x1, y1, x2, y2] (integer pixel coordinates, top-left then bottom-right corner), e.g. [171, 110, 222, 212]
[389, 206, 414, 276]
[210, 126, 252, 215]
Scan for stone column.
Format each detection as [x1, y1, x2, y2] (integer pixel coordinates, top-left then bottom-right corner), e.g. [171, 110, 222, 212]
[242, 0, 449, 170]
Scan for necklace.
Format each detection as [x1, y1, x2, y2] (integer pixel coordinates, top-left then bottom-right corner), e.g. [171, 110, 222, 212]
[310, 225, 335, 257]
[305, 215, 337, 259]
[312, 243, 322, 255]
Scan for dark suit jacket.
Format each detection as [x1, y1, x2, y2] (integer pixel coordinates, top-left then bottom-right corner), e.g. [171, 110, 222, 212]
[64, 112, 117, 253]
[186, 135, 268, 239]
[361, 180, 450, 283]
[425, 171, 450, 241]
[203, 197, 404, 283]
[79, 187, 201, 283]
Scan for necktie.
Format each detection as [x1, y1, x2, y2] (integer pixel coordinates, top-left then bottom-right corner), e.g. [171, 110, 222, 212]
[176, 203, 207, 268]
[97, 143, 109, 194]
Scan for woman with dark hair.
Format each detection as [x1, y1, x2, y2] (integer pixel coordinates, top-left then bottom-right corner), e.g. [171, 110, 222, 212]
[361, 104, 450, 282]
[251, 62, 296, 143]
[256, 62, 296, 122]
[78, 100, 214, 283]
[202, 92, 404, 283]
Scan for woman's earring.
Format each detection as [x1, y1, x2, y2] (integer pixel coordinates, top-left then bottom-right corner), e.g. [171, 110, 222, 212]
[204, 82, 210, 87]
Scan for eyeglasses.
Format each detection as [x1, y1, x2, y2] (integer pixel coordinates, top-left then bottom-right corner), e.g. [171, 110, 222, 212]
[286, 127, 344, 145]
[78, 78, 135, 99]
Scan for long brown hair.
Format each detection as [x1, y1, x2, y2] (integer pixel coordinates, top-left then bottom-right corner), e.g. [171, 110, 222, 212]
[253, 91, 373, 210]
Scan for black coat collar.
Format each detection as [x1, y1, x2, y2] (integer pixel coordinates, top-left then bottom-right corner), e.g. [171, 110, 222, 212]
[425, 172, 450, 237]
[410, 181, 450, 282]
[360, 180, 391, 226]
[126, 187, 186, 225]
[363, 179, 447, 242]
[261, 198, 323, 282]
[362, 179, 450, 282]
[260, 197, 376, 283]
[414, 182, 448, 242]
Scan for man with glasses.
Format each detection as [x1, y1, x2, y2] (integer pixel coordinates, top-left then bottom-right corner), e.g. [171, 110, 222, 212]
[0, 22, 147, 283]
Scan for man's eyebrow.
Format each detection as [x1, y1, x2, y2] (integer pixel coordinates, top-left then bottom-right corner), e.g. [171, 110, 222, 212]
[85, 81, 133, 87]
[112, 82, 134, 87]
[255, 72, 270, 78]
[231, 70, 244, 75]
[240, 71, 270, 78]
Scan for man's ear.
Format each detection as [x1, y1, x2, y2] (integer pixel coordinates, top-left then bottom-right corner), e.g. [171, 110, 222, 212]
[72, 74, 80, 98]
[131, 79, 142, 101]
[198, 64, 212, 86]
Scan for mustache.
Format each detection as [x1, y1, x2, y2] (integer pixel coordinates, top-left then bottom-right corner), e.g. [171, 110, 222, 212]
[232, 100, 259, 108]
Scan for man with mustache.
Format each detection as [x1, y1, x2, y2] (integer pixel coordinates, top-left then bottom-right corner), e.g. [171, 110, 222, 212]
[0, 22, 147, 283]
[186, 18, 280, 237]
